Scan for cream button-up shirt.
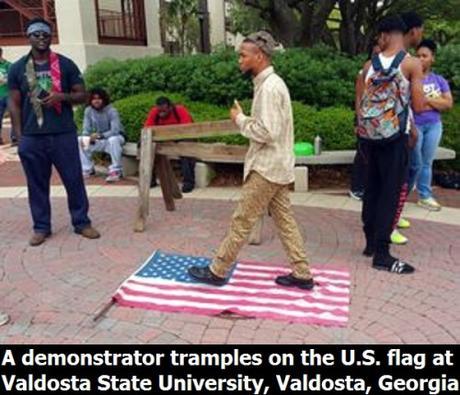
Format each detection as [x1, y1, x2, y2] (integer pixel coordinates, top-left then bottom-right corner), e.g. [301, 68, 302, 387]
[236, 66, 295, 185]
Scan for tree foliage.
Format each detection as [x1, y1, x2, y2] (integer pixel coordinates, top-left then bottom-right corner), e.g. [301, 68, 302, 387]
[228, 0, 460, 54]
[160, 0, 200, 54]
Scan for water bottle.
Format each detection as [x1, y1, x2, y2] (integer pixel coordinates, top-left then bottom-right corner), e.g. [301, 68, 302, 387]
[314, 135, 322, 155]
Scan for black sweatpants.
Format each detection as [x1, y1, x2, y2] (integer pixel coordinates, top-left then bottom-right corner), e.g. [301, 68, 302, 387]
[362, 136, 409, 259]
[350, 140, 368, 193]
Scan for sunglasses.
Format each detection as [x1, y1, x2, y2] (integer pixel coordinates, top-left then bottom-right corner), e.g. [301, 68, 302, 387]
[30, 32, 51, 39]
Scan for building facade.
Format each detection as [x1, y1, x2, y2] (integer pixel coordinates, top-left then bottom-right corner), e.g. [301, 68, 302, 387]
[0, 0, 229, 71]
[0, 0, 162, 70]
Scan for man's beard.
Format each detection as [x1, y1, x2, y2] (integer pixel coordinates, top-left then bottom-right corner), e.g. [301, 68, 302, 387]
[33, 45, 50, 54]
[241, 69, 253, 80]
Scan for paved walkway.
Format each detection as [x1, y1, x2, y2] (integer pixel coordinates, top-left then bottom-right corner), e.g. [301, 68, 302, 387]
[0, 146, 459, 344]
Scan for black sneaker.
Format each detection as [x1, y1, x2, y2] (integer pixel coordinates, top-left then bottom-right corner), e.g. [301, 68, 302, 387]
[275, 274, 314, 290]
[188, 266, 227, 286]
[182, 184, 194, 193]
[372, 256, 415, 274]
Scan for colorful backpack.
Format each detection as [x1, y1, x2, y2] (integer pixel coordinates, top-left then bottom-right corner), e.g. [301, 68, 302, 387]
[357, 51, 410, 143]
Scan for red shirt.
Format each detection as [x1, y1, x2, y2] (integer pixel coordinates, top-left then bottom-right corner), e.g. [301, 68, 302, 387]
[144, 104, 193, 127]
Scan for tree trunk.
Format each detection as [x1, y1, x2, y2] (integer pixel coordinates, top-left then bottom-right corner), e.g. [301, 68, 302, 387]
[297, 0, 337, 47]
[338, 0, 357, 54]
[266, 1, 298, 47]
[339, 0, 377, 55]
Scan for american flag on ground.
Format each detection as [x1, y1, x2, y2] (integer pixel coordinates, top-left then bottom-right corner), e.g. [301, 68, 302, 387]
[113, 251, 350, 327]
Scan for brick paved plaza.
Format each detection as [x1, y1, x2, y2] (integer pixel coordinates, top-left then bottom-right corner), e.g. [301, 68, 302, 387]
[0, 157, 459, 344]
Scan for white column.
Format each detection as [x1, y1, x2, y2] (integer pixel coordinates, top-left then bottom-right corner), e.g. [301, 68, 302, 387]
[144, 0, 163, 51]
[53, 0, 99, 69]
[53, 0, 163, 70]
[207, 0, 226, 48]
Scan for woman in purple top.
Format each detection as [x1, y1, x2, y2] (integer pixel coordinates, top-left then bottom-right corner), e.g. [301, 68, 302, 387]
[409, 39, 453, 211]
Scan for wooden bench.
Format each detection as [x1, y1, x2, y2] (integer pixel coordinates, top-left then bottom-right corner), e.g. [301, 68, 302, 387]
[124, 141, 456, 191]
[132, 121, 456, 248]
[133, 120, 241, 233]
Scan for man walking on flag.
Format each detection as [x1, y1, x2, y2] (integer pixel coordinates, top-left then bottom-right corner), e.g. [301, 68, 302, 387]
[8, 18, 100, 246]
[189, 31, 314, 290]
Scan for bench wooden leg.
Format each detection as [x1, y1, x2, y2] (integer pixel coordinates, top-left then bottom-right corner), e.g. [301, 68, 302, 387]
[248, 215, 264, 245]
[165, 158, 182, 199]
[156, 155, 176, 211]
[134, 130, 155, 232]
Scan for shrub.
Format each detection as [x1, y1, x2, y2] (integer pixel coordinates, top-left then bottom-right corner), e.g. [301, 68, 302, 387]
[296, 104, 356, 149]
[75, 92, 186, 141]
[114, 92, 186, 142]
[434, 44, 460, 100]
[76, 91, 457, 172]
[439, 103, 460, 171]
[84, 47, 362, 108]
[274, 48, 361, 108]
[105, 92, 230, 142]
[78, 91, 354, 149]
[84, 44, 460, 110]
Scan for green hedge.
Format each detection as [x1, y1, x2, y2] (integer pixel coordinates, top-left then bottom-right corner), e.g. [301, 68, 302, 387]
[84, 47, 362, 108]
[439, 104, 460, 171]
[434, 44, 460, 98]
[76, 91, 356, 149]
[76, 91, 458, 171]
[84, 45, 460, 110]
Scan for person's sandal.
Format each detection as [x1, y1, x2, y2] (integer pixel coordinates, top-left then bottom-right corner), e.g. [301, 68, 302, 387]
[372, 259, 415, 274]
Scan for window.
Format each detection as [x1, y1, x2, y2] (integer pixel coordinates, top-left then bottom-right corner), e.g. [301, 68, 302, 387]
[0, 0, 58, 45]
[95, 0, 147, 45]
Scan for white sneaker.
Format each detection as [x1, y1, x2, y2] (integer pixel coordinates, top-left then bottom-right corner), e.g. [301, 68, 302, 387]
[418, 197, 442, 212]
[105, 171, 122, 183]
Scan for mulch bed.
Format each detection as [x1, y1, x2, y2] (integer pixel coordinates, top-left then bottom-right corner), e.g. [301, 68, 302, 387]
[208, 163, 352, 190]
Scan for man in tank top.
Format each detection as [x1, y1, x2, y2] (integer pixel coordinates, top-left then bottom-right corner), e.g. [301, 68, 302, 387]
[356, 15, 426, 274]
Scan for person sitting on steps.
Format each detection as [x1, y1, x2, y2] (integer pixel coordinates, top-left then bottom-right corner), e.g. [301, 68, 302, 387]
[78, 88, 126, 183]
[144, 96, 196, 193]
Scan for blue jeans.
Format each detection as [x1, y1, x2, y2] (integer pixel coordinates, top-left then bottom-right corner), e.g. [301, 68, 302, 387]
[408, 122, 443, 200]
[18, 133, 91, 234]
[0, 97, 16, 141]
[0, 97, 6, 138]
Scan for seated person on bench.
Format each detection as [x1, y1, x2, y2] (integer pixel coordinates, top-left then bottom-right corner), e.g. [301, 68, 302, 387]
[79, 88, 125, 183]
[144, 96, 195, 193]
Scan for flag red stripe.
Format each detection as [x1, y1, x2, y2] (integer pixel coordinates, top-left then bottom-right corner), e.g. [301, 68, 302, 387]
[231, 271, 350, 287]
[113, 294, 347, 326]
[239, 261, 350, 278]
[120, 284, 349, 316]
[114, 251, 351, 327]
[127, 279, 349, 307]
[225, 280, 349, 295]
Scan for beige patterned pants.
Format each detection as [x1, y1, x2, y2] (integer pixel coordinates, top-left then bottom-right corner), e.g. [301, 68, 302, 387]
[210, 171, 312, 280]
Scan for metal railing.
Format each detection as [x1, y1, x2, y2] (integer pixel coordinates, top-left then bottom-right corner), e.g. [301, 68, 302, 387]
[0, 0, 57, 44]
[95, 0, 147, 46]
